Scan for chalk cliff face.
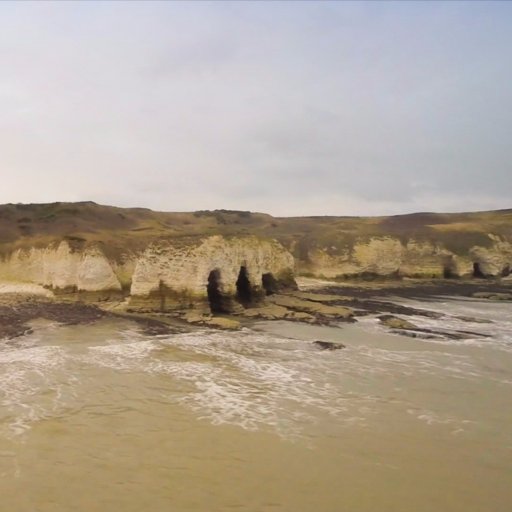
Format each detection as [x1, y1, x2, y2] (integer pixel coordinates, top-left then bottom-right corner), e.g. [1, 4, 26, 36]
[0, 241, 122, 291]
[0, 203, 511, 300]
[130, 235, 295, 307]
[0, 235, 296, 310]
[298, 235, 512, 279]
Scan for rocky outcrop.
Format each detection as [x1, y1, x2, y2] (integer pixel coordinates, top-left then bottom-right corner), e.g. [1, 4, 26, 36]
[313, 340, 346, 350]
[379, 315, 417, 330]
[267, 294, 354, 320]
[472, 292, 512, 301]
[241, 303, 315, 322]
[0, 235, 296, 313]
[299, 235, 512, 279]
[0, 241, 122, 292]
[129, 235, 295, 311]
[1, 202, 511, 306]
[183, 310, 241, 330]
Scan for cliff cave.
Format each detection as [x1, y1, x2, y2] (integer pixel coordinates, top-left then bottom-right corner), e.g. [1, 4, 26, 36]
[207, 269, 227, 313]
[473, 262, 485, 278]
[262, 272, 278, 295]
[236, 266, 252, 306]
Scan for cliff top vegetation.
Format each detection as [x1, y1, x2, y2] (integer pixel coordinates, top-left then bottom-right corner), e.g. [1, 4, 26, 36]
[0, 201, 511, 262]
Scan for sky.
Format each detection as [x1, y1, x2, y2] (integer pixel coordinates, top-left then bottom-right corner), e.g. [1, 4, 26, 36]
[1, 1, 511, 216]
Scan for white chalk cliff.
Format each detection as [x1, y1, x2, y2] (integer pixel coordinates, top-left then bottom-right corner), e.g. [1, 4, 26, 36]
[130, 235, 295, 298]
[298, 235, 512, 279]
[0, 241, 121, 291]
[0, 236, 296, 309]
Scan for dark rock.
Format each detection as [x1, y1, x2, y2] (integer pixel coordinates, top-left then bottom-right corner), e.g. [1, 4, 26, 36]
[472, 292, 512, 301]
[313, 340, 346, 350]
[378, 315, 417, 330]
[390, 330, 437, 340]
[454, 315, 492, 324]
[391, 326, 489, 341]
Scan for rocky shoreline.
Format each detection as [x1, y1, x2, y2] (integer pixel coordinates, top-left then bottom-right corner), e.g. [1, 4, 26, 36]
[310, 278, 511, 340]
[0, 294, 186, 341]
[0, 279, 510, 342]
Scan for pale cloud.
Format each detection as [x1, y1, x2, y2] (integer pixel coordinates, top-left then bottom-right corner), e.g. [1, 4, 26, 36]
[0, 1, 511, 215]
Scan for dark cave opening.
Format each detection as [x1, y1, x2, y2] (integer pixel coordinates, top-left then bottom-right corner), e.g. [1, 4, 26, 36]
[236, 266, 252, 306]
[207, 269, 227, 313]
[473, 262, 485, 278]
[261, 272, 278, 295]
[502, 264, 511, 278]
[443, 265, 455, 279]
[442, 255, 458, 279]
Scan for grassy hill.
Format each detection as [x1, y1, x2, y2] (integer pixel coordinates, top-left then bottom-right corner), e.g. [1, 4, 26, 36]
[1, 201, 511, 264]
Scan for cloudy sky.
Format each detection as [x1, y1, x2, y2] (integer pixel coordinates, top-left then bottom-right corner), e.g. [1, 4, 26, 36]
[1, 1, 511, 216]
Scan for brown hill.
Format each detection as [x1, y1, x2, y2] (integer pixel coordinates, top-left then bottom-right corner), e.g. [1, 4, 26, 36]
[1, 202, 511, 276]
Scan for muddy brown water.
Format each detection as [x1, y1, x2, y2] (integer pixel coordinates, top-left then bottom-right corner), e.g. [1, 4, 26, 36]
[1, 297, 511, 511]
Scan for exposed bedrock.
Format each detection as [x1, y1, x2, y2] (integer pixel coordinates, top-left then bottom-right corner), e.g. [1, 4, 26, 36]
[129, 235, 296, 312]
[297, 235, 512, 279]
[0, 241, 122, 292]
[1, 202, 511, 313]
[0, 236, 296, 313]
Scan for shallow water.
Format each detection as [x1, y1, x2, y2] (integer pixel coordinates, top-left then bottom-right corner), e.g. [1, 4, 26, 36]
[1, 298, 511, 511]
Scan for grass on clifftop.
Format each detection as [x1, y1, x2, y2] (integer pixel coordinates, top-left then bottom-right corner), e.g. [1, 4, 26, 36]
[0, 202, 511, 263]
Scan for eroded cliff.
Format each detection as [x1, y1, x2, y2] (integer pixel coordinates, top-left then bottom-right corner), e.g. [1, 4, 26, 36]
[0, 202, 511, 307]
[0, 232, 296, 313]
[129, 235, 295, 311]
[0, 241, 122, 292]
[298, 234, 512, 279]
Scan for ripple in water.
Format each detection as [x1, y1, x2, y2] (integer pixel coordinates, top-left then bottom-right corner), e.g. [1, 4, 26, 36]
[1, 297, 511, 440]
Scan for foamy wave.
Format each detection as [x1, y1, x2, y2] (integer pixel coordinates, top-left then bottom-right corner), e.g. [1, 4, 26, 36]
[0, 344, 72, 437]
[2, 302, 511, 441]
[79, 330, 361, 436]
[407, 407, 474, 434]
